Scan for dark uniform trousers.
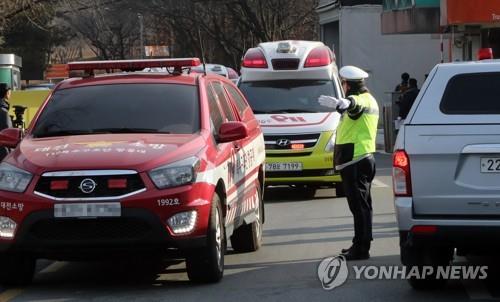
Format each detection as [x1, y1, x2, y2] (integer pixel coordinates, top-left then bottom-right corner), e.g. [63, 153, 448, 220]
[340, 156, 376, 251]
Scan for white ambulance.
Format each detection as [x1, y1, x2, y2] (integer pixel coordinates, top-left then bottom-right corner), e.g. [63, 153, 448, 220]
[238, 40, 344, 197]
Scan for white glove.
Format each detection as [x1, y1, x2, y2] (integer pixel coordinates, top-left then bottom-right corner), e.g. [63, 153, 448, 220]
[318, 95, 351, 110]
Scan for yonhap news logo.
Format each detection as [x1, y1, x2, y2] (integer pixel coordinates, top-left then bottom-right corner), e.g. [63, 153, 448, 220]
[317, 255, 349, 290]
[317, 255, 488, 291]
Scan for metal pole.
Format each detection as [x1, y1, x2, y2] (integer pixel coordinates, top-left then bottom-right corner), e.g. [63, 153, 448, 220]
[138, 13, 144, 58]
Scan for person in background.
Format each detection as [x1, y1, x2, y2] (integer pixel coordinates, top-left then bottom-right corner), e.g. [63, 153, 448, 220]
[0, 83, 13, 160]
[395, 72, 410, 93]
[397, 78, 419, 120]
[318, 66, 379, 261]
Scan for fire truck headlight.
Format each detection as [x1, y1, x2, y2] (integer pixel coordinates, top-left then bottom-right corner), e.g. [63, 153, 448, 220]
[148, 157, 200, 189]
[0, 163, 33, 193]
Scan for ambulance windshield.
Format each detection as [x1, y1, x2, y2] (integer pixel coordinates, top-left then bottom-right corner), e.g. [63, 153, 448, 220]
[239, 80, 338, 114]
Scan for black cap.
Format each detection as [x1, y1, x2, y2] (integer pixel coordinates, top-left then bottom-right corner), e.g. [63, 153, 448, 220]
[0, 83, 10, 98]
[0, 83, 11, 91]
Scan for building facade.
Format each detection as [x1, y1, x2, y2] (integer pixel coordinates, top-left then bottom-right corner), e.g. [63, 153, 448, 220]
[317, 0, 444, 107]
[381, 0, 500, 61]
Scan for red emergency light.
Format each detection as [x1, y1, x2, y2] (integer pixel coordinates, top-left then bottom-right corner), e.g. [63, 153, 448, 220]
[242, 48, 268, 68]
[67, 58, 201, 75]
[50, 180, 69, 191]
[477, 48, 494, 60]
[304, 46, 334, 68]
[108, 178, 128, 189]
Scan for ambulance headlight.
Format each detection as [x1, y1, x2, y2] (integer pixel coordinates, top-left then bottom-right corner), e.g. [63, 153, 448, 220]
[325, 132, 336, 152]
[149, 157, 200, 189]
[0, 216, 17, 238]
[0, 163, 33, 193]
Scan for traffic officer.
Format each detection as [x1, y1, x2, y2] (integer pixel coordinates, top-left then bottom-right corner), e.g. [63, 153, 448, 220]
[0, 83, 12, 160]
[318, 66, 379, 260]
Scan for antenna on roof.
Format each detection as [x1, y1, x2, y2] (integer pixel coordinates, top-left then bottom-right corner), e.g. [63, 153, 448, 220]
[197, 28, 207, 76]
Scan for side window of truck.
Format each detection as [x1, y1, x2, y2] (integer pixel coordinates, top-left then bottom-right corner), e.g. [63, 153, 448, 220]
[207, 86, 224, 137]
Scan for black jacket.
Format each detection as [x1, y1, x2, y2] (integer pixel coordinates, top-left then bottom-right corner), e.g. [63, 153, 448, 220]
[398, 88, 419, 119]
[0, 98, 12, 160]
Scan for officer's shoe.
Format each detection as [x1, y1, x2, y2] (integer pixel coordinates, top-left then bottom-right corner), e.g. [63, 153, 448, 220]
[341, 249, 370, 261]
[341, 245, 353, 254]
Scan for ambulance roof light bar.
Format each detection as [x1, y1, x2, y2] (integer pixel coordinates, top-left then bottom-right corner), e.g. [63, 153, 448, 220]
[67, 58, 201, 76]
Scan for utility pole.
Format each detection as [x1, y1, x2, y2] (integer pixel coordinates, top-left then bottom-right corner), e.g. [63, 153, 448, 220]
[138, 13, 144, 58]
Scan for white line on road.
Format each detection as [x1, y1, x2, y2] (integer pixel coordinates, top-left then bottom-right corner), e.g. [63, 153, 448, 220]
[372, 178, 389, 188]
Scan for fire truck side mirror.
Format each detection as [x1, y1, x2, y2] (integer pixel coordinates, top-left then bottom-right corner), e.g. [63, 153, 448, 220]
[0, 128, 22, 148]
[218, 121, 249, 143]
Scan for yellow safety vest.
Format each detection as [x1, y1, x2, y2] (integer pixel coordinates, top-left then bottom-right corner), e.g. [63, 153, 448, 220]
[334, 92, 379, 169]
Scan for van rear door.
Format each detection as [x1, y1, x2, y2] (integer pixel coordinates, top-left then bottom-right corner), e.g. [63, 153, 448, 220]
[405, 66, 500, 217]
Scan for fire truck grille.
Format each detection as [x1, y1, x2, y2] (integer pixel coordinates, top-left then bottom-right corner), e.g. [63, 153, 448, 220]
[35, 173, 145, 199]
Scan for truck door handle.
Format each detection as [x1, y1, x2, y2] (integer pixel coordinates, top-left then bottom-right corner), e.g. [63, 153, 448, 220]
[462, 144, 500, 154]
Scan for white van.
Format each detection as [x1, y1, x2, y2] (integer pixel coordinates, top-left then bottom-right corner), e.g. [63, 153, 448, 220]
[239, 40, 344, 197]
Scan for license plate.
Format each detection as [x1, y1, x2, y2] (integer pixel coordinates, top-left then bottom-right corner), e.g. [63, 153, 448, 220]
[266, 162, 303, 171]
[54, 203, 121, 218]
[480, 157, 500, 173]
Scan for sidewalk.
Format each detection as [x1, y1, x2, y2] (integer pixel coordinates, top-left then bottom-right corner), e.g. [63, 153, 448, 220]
[376, 128, 386, 153]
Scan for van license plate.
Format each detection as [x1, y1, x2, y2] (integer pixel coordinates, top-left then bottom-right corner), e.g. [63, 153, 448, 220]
[54, 203, 121, 218]
[266, 162, 303, 171]
[480, 157, 500, 173]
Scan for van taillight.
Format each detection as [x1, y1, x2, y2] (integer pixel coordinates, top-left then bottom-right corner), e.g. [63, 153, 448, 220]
[242, 48, 268, 68]
[393, 150, 412, 196]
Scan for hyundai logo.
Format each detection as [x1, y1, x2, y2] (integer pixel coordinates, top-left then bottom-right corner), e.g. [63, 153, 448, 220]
[79, 178, 97, 194]
[276, 139, 291, 147]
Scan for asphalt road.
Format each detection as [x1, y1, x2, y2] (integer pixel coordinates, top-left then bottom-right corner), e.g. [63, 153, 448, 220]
[1, 153, 499, 302]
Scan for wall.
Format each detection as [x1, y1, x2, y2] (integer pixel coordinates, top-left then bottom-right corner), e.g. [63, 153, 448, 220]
[322, 21, 340, 57]
[338, 5, 447, 106]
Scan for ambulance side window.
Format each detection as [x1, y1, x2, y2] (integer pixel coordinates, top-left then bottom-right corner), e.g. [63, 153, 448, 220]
[211, 82, 236, 121]
[207, 87, 224, 137]
[224, 83, 248, 116]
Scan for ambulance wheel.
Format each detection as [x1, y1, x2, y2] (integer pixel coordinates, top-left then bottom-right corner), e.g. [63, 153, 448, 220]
[231, 187, 263, 253]
[335, 182, 345, 198]
[186, 193, 225, 283]
[0, 253, 36, 286]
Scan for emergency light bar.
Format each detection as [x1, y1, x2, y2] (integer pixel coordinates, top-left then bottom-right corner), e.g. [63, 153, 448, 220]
[67, 58, 201, 74]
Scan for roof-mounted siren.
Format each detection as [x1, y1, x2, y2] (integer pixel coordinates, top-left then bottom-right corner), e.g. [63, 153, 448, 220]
[477, 48, 494, 60]
[276, 41, 297, 54]
[67, 58, 201, 77]
[304, 46, 335, 68]
[242, 48, 268, 69]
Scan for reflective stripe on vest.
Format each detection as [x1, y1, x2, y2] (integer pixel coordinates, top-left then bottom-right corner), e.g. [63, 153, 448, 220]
[334, 92, 379, 169]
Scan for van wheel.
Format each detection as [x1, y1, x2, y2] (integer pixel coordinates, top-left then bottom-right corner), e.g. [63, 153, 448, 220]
[402, 245, 453, 290]
[231, 187, 263, 253]
[335, 182, 345, 197]
[0, 253, 36, 286]
[186, 193, 225, 283]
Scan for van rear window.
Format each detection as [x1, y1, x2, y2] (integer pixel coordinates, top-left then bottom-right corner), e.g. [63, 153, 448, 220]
[440, 72, 500, 114]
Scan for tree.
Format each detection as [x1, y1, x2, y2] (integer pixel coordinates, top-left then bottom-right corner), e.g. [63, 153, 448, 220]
[1, 11, 70, 80]
[0, 0, 58, 35]
[146, 0, 319, 68]
[58, 0, 141, 60]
